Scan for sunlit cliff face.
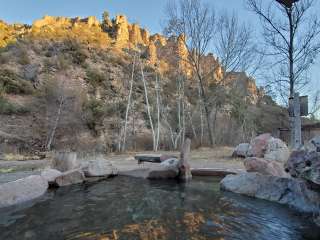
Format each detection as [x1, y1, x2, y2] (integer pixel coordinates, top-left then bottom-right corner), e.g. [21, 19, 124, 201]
[0, 14, 226, 80]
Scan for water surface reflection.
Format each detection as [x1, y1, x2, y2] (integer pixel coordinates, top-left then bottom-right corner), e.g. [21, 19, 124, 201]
[0, 176, 319, 240]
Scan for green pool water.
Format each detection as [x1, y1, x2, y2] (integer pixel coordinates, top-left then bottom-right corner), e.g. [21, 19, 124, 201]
[0, 176, 319, 240]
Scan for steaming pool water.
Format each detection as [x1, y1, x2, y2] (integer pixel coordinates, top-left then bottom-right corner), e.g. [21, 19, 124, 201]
[0, 176, 319, 240]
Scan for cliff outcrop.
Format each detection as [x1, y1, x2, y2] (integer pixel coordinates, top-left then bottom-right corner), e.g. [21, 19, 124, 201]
[0, 12, 270, 153]
[0, 14, 226, 80]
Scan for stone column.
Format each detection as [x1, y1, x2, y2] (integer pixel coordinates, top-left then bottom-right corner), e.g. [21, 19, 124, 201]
[179, 138, 192, 181]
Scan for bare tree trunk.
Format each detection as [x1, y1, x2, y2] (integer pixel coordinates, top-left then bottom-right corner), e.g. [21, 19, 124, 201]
[188, 109, 197, 139]
[155, 72, 161, 151]
[198, 83, 204, 145]
[212, 106, 218, 144]
[46, 95, 64, 151]
[140, 62, 156, 151]
[181, 76, 186, 145]
[122, 55, 136, 151]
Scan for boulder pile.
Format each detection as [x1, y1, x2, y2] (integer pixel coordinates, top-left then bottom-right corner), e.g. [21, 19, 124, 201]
[233, 134, 290, 177]
[0, 152, 118, 208]
[223, 134, 320, 226]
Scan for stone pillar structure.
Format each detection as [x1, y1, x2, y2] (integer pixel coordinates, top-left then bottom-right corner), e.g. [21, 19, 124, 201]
[179, 138, 192, 181]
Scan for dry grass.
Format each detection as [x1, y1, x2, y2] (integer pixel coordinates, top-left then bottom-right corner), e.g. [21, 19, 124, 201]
[2, 153, 42, 161]
[107, 146, 245, 172]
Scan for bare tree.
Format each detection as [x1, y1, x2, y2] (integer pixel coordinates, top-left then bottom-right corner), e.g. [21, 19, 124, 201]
[155, 71, 161, 150]
[122, 54, 136, 151]
[214, 12, 261, 77]
[247, 0, 320, 147]
[140, 61, 157, 151]
[45, 74, 68, 151]
[247, 0, 320, 98]
[164, 0, 260, 146]
[164, 0, 216, 146]
[310, 90, 320, 120]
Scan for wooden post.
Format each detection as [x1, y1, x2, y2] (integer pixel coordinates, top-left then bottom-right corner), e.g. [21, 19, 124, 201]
[179, 138, 192, 181]
[293, 92, 302, 149]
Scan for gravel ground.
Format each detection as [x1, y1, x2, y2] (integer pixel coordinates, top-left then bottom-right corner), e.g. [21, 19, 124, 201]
[0, 147, 245, 183]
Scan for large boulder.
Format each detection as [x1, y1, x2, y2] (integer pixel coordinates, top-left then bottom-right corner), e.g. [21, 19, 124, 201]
[160, 158, 179, 168]
[305, 136, 320, 152]
[220, 173, 320, 214]
[55, 169, 85, 187]
[51, 152, 79, 172]
[247, 133, 272, 158]
[0, 175, 48, 208]
[147, 158, 179, 180]
[264, 137, 290, 163]
[232, 143, 250, 158]
[41, 169, 62, 186]
[285, 150, 320, 187]
[247, 134, 289, 162]
[83, 160, 118, 178]
[244, 157, 289, 178]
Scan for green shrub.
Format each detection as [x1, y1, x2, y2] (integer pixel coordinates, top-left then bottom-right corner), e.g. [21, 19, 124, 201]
[85, 68, 106, 87]
[82, 99, 106, 131]
[64, 40, 89, 65]
[17, 46, 30, 65]
[0, 52, 9, 65]
[0, 96, 29, 115]
[0, 69, 34, 94]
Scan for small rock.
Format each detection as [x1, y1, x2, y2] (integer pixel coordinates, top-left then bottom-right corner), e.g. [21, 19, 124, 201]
[147, 159, 180, 180]
[160, 158, 179, 168]
[232, 143, 250, 158]
[55, 169, 85, 187]
[147, 166, 179, 179]
[0, 175, 48, 208]
[41, 169, 62, 186]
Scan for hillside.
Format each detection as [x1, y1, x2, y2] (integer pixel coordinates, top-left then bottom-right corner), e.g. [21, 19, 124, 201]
[0, 13, 290, 154]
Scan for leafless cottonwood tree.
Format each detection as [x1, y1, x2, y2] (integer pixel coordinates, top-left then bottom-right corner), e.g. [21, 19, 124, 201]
[214, 12, 261, 77]
[247, 0, 320, 146]
[247, 0, 320, 99]
[164, 0, 216, 146]
[45, 74, 68, 151]
[310, 90, 320, 120]
[140, 60, 157, 151]
[122, 54, 136, 151]
[164, 0, 259, 146]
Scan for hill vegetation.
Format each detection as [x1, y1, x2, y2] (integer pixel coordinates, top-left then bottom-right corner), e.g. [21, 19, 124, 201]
[0, 13, 291, 154]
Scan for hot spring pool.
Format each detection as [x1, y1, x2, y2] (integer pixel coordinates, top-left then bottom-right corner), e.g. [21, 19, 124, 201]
[0, 176, 319, 240]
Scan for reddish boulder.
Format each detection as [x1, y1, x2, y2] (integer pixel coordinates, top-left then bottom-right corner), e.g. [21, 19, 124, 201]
[247, 133, 272, 158]
[244, 157, 289, 178]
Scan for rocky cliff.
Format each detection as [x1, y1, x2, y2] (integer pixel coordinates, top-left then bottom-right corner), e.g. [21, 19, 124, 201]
[0, 12, 275, 154]
[0, 14, 227, 85]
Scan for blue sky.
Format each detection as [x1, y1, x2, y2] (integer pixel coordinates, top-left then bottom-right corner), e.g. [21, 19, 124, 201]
[0, 0, 319, 102]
